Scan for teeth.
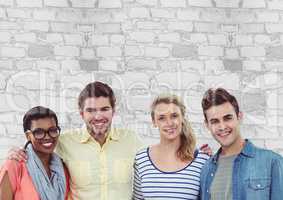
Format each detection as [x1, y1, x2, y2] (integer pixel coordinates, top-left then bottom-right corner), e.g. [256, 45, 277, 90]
[42, 143, 53, 147]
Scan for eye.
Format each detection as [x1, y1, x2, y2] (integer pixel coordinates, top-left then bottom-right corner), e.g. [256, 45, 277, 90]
[171, 113, 178, 118]
[158, 116, 165, 121]
[101, 107, 111, 112]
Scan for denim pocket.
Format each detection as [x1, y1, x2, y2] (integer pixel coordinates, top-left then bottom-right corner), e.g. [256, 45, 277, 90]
[248, 178, 271, 190]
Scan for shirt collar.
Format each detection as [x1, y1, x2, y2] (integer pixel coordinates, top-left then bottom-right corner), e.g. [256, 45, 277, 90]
[212, 139, 255, 163]
[80, 127, 120, 143]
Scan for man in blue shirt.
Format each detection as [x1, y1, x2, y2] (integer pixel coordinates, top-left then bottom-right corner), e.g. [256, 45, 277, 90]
[200, 88, 283, 200]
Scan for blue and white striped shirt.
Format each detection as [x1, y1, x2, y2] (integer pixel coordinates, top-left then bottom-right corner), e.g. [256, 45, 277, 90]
[133, 147, 209, 200]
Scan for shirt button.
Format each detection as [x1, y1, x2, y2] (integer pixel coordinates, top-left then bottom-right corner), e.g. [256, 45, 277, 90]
[257, 184, 261, 188]
[207, 190, 209, 193]
[211, 173, 214, 177]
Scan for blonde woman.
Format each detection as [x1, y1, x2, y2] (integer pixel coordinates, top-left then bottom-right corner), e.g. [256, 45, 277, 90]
[133, 94, 209, 200]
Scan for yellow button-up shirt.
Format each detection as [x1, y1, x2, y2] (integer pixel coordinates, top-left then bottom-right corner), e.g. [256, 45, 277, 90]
[56, 127, 143, 200]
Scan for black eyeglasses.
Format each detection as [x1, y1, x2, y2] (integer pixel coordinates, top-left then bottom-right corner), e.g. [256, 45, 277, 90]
[27, 127, 61, 140]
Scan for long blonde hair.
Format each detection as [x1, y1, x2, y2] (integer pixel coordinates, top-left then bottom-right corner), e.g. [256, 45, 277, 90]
[151, 94, 196, 161]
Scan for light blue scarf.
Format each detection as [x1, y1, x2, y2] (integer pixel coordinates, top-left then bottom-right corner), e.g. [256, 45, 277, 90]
[26, 143, 66, 200]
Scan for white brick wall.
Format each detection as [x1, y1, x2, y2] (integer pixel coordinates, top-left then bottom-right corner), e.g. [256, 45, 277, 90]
[0, 0, 283, 162]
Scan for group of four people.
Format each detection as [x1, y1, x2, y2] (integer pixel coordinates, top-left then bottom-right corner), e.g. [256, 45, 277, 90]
[0, 81, 282, 200]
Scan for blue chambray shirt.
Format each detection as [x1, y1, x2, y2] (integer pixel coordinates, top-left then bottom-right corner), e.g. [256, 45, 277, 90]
[199, 139, 283, 200]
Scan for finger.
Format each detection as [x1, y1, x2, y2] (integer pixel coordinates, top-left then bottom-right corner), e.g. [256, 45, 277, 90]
[200, 143, 208, 150]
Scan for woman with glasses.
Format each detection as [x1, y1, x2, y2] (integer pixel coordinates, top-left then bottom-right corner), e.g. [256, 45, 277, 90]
[0, 106, 69, 200]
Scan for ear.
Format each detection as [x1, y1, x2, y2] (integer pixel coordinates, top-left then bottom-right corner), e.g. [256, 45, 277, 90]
[79, 109, 84, 118]
[25, 132, 31, 141]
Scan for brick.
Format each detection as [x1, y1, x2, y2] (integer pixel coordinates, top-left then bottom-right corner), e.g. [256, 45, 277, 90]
[64, 34, 83, 46]
[79, 59, 99, 71]
[266, 23, 283, 33]
[15, 33, 36, 43]
[168, 22, 193, 31]
[137, 21, 163, 30]
[241, 47, 265, 57]
[208, 34, 227, 45]
[215, 0, 240, 8]
[0, 21, 20, 30]
[265, 61, 283, 72]
[194, 22, 218, 32]
[180, 60, 204, 73]
[61, 60, 80, 72]
[266, 46, 283, 59]
[136, 0, 158, 6]
[151, 8, 174, 18]
[223, 59, 243, 71]
[234, 35, 253, 46]
[242, 0, 265, 8]
[160, 0, 186, 8]
[97, 47, 121, 57]
[7, 8, 31, 18]
[36, 60, 60, 70]
[266, 139, 283, 150]
[0, 8, 5, 18]
[127, 59, 156, 70]
[177, 9, 200, 20]
[81, 48, 95, 59]
[112, 72, 150, 89]
[1, 47, 25, 58]
[0, 60, 13, 69]
[129, 7, 149, 18]
[0, 74, 5, 89]
[256, 11, 279, 22]
[99, 60, 118, 71]
[154, 71, 201, 90]
[44, 0, 68, 7]
[201, 9, 226, 22]
[145, 47, 169, 58]
[16, 60, 34, 69]
[46, 33, 63, 44]
[85, 11, 111, 23]
[204, 73, 240, 90]
[125, 45, 142, 56]
[243, 60, 262, 71]
[221, 24, 238, 32]
[16, 0, 42, 7]
[71, 0, 96, 8]
[254, 35, 271, 44]
[28, 44, 53, 58]
[56, 10, 82, 23]
[50, 22, 75, 33]
[158, 33, 180, 42]
[268, 1, 283, 10]
[240, 23, 264, 33]
[264, 72, 280, 87]
[54, 46, 79, 57]
[33, 9, 56, 20]
[0, 0, 13, 6]
[129, 32, 155, 43]
[230, 10, 255, 23]
[159, 60, 178, 71]
[172, 44, 197, 58]
[198, 46, 223, 57]
[77, 24, 93, 32]
[112, 12, 128, 23]
[0, 32, 11, 42]
[24, 21, 49, 32]
[225, 48, 239, 59]
[205, 60, 224, 72]
[110, 35, 125, 45]
[188, 33, 207, 43]
[188, 0, 213, 7]
[96, 23, 121, 33]
[91, 34, 109, 46]
[98, 0, 121, 8]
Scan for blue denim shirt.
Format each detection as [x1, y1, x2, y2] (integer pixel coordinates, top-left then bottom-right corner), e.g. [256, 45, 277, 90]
[200, 139, 283, 200]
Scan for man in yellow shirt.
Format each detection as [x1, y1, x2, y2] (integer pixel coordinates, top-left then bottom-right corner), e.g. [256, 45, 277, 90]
[8, 81, 143, 200]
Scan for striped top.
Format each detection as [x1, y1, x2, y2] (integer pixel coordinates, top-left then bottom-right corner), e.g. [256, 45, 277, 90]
[133, 147, 209, 200]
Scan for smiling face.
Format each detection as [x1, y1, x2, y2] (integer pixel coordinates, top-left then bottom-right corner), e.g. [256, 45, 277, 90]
[80, 96, 114, 142]
[26, 117, 59, 156]
[153, 103, 183, 141]
[205, 102, 243, 151]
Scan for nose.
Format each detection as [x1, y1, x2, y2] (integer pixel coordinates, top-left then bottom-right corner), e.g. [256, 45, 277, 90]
[165, 118, 174, 126]
[93, 111, 103, 120]
[217, 121, 226, 131]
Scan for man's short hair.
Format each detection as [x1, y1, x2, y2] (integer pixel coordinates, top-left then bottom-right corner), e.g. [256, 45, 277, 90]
[201, 88, 239, 121]
[23, 106, 58, 132]
[78, 81, 116, 110]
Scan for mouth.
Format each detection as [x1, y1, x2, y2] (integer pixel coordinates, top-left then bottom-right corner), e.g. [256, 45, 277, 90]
[90, 120, 108, 128]
[164, 128, 177, 134]
[217, 130, 232, 138]
[40, 141, 56, 148]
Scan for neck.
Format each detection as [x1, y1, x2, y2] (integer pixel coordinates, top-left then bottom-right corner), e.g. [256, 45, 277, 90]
[158, 136, 181, 156]
[89, 129, 109, 147]
[221, 137, 245, 156]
